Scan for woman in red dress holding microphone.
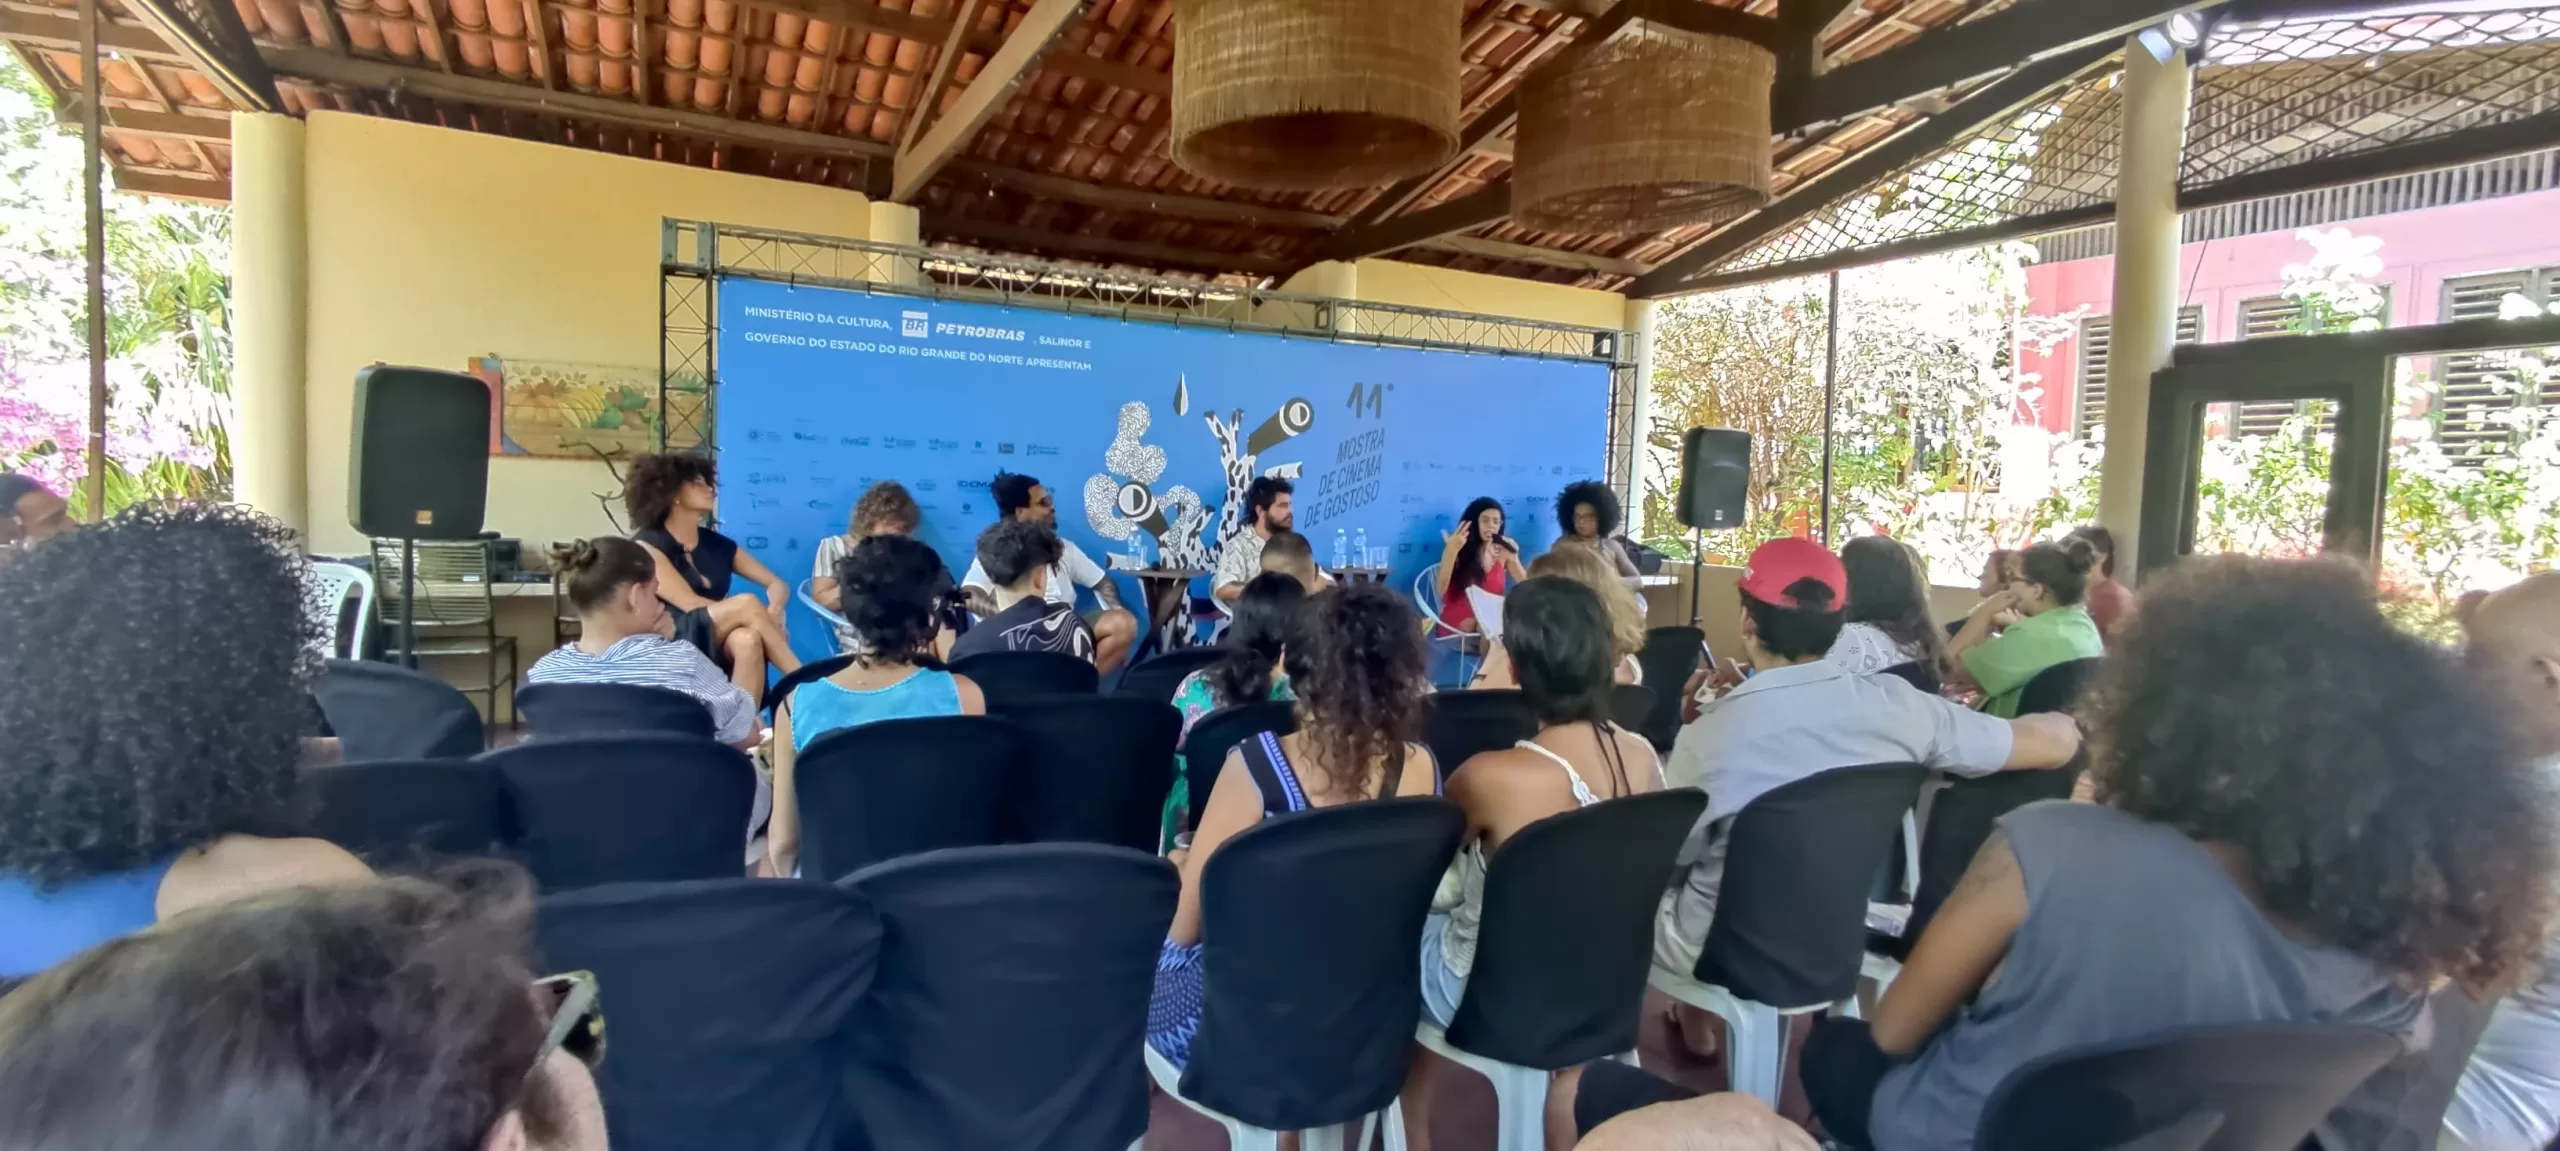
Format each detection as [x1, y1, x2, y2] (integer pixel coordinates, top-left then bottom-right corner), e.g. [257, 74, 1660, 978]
[1436, 497, 1529, 635]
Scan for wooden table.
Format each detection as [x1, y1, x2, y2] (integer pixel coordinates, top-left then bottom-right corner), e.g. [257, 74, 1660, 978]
[1124, 567, 1208, 651]
[1631, 574, 1680, 589]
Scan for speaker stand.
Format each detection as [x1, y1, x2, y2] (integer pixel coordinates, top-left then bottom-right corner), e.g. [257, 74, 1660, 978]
[398, 535, 419, 670]
[1688, 526, 1705, 628]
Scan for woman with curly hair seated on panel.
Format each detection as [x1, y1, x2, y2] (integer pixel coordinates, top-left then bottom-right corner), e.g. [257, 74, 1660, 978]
[0, 505, 373, 979]
[1566, 556, 2560, 1151]
[624, 450, 802, 699]
[1557, 479, 1643, 579]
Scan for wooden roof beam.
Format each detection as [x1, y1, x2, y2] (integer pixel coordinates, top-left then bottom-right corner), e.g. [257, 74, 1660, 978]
[924, 212, 1292, 276]
[1311, 185, 1510, 264]
[263, 45, 892, 159]
[1774, 0, 2213, 132]
[950, 161, 1342, 230]
[889, 0, 1083, 201]
[1419, 234, 1646, 278]
[55, 99, 231, 141]
[0, 7, 187, 61]
[1631, 40, 2118, 296]
[114, 168, 231, 202]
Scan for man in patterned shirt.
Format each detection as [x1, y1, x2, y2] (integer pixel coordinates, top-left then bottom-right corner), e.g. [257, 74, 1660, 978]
[1212, 476, 1294, 605]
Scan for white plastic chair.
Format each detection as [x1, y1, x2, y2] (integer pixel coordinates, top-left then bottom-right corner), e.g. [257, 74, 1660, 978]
[1645, 965, 1841, 1107]
[1844, 809, 1923, 1020]
[1143, 1044, 1406, 1151]
[1413, 563, 1483, 685]
[307, 561, 375, 659]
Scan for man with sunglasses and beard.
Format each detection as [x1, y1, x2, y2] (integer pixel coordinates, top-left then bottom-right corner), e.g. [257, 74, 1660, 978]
[0, 868, 609, 1151]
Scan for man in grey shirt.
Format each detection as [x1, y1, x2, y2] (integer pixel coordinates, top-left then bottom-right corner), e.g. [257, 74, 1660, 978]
[1656, 537, 2082, 975]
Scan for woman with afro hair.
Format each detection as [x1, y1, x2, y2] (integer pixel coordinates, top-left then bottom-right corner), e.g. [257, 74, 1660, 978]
[624, 451, 801, 701]
[0, 505, 373, 977]
[1557, 479, 1642, 579]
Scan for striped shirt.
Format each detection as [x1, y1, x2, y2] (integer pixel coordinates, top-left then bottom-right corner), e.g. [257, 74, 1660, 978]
[528, 634, 758, 745]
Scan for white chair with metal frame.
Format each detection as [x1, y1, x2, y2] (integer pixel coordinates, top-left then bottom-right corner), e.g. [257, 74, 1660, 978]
[1413, 563, 1484, 686]
[307, 560, 376, 660]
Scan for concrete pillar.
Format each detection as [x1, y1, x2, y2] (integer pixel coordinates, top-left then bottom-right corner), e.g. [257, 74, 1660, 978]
[1623, 298, 1662, 523]
[2093, 35, 2193, 578]
[229, 112, 309, 539]
[867, 199, 922, 285]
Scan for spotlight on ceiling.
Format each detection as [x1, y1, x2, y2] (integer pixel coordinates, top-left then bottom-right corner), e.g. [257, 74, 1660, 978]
[2137, 11, 2209, 63]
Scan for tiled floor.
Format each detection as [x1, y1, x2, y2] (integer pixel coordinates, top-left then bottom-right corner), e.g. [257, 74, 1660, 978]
[1141, 991, 1824, 1149]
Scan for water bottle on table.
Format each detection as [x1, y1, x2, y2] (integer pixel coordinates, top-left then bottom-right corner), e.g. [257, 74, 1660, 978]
[1332, 528, 1348, 570]
[1126, 530, 1146, 570]
[1353, 528, 1368, 571]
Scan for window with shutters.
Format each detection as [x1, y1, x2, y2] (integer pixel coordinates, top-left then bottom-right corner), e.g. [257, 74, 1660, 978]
[2076, 307, 2201, 439]
[2229, 292, 2392, 438]
[2438, 269, 2558, 461]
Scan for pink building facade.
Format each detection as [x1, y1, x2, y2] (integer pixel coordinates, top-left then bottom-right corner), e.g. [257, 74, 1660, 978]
[2018, 185, 2560, 436]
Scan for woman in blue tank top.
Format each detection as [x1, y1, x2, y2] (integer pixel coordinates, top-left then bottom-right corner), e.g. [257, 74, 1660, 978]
[0, 506, 371, 978]
[767, 534, 986, 878]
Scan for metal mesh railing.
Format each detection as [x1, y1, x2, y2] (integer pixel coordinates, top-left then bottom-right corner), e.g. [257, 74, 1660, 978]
[1693, 5, 2560, 288]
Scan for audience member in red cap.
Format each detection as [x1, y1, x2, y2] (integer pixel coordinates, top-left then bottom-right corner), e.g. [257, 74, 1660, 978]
[1652, 536, 2081, 981]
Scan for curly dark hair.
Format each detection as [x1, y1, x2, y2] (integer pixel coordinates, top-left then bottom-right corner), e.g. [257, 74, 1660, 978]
[0, 864, 555, 1150]
[1282, 581, 1428, 801]
[0, 504, 316, 890]
[836, 534, 946, 665]
[1209, 572, 1305, 706]
[990, 472, 1041, 518]
[1557, 480, 1621, 538]
[976, 518, 1063, 588]
[1244, 476, 1294, 528]
[2087, 556, 2557, 994]
[848, 480, 921, 539]
[623, 452, 716, 531]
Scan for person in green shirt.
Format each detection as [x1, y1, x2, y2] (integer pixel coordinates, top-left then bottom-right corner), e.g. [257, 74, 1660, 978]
[1950, 536, 2106, 717]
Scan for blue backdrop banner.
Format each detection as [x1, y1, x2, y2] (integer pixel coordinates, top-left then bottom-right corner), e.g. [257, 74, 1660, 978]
[713, 277, 1612, 661]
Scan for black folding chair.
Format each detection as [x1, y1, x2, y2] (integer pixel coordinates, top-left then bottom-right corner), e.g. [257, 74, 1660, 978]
[535, 880, 883, 1151]
[482, 735, 755, 890]
[1610, 683, 1657, 731]
[1634, 627, 1706, 750]
[996, 695, 1182, 852]
[1902, 656, 2102, 945]
[1422, 690, 1542, 782]
[1115, 645, 1229, 702]
[765, 654, 855, 721]
[314, 658, 485, 761]
[1650, 762, 1927, 1106]
[949, 650, 1100, 705]
[1880, 660, 1942, 696]
[1152, 798, 1467, 1148]
[1976, 1025, 2403, 1151]
[1181, 700, 1297, 828]
[840, 844, 1178, 1151]
[302, 758, 509, 866]
[793, 715, 1023, 881]
[518, 682, 716, 741]
[1426, 790, 1709, 1149]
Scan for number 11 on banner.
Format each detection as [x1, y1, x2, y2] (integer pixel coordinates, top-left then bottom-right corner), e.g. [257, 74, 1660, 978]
[1346, 382, 1388, 420]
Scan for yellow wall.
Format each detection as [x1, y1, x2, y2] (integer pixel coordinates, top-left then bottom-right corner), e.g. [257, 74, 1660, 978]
[1353, 258, 1626, 332]
[299, 111, 881, 555]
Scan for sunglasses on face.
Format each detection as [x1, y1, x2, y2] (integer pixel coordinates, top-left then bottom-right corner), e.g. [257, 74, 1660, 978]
[532, 971, 606, 1075]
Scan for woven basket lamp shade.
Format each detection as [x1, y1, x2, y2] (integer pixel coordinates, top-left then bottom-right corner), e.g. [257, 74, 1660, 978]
[1513, 32, 1776, 233]
[1170, 0, 1461, 190]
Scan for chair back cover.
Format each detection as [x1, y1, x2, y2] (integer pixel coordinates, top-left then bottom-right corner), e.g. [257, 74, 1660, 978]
[1634, 627, 1706, 748]
[1910, 758, 2089, 943]
[840, 845, 1177, 1150]
[1610, 682, 1657, 731]
[1880, 659, 1943, 696]
[949, 650, 1101, 705]
[1421, 690, 1542, 783]
[1449, 789, 1708, 1068]
[996, 696, 1182, 852]
[518, 682, 717, 741]
[482, 735, 754, 890]
[1114, 645, 1229, 702]
[1184, 797, 1466, 1129]
[315, 658, 485, 761]
[1697, 762, 1925, 1007]
[535, 880, 882, 1151]
[2015, 656, 2103, 717]
[793, 715, 1022, 881]
[1179, 700, 1297, 821]
[1976, 1024, 2403, 1151]
[303, 758, 509, 865]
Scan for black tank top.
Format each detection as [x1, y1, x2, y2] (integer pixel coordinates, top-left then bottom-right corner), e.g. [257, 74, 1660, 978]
[636, 526, 738, 601]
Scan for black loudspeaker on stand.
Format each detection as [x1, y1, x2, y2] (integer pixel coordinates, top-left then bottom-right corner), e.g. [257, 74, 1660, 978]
[349, 365, 492, 668]
[1675, 427, 1752, 627]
